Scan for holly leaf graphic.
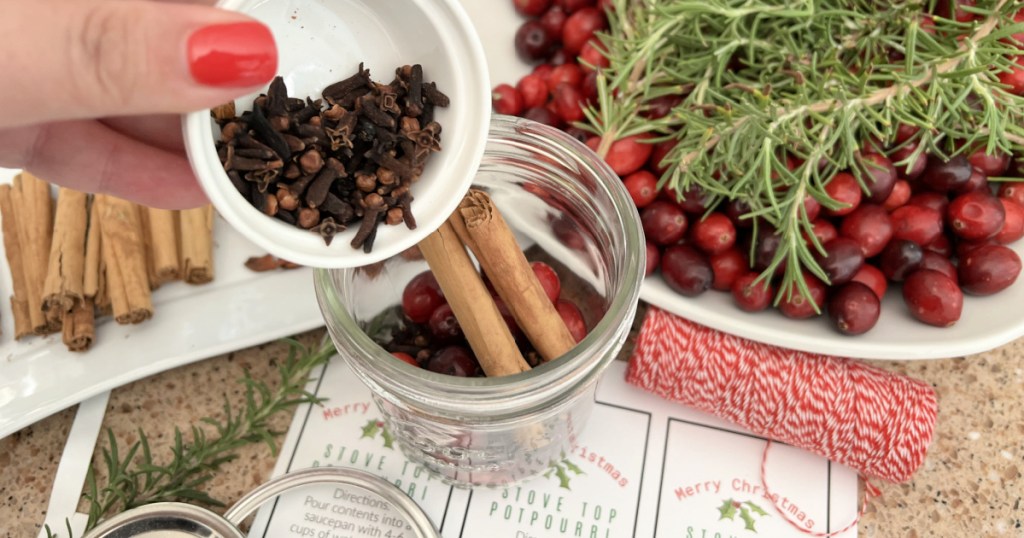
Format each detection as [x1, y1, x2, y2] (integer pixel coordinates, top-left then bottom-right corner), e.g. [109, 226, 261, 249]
[744, 501, 769, 517]
[361, 419, 380, 439]
[718, 499, 738, 521]
[554, 463, 572, 490]
[739, 507, 758, 532]
[562, 459, 584, 475]
[380, 426, 395, 448]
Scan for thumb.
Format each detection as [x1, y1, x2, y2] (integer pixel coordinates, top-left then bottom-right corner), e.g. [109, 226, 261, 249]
[0, 0, 277, 129]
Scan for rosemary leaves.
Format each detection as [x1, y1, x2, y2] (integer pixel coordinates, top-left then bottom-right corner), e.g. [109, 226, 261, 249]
[215, 64, 450, 252]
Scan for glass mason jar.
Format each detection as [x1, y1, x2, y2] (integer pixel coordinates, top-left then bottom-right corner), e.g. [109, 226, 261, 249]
[314, 115, 644, 487]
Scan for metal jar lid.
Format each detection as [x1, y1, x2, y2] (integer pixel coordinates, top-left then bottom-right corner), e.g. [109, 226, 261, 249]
[83, 467, 439, 538]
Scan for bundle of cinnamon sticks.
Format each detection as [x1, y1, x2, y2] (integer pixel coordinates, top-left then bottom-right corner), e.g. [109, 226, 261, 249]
[418, 189, 578, 377]
[0, 172, 216, 352]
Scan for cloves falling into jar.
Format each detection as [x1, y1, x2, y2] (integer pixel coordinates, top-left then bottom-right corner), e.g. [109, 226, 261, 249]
[213, 63, 450, 253]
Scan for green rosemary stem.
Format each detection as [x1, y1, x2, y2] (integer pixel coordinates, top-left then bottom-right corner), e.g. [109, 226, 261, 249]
[81, 338, 333, 531]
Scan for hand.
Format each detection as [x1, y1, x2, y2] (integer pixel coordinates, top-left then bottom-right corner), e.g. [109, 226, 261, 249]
[0, 0, 277, 209]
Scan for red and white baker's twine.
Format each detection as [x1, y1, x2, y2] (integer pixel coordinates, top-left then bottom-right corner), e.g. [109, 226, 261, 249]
[627, 307, 938, 535]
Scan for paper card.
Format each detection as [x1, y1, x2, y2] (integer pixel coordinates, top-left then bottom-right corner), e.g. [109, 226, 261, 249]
[248, 357, 858, 538]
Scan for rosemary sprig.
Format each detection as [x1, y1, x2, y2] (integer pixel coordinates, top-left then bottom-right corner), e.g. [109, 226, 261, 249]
[588, 0, 1024, 303]
[44, 338, 333, 537]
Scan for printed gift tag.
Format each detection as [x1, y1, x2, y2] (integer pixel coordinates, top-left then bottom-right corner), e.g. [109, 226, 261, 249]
[247, 357, 858, 538]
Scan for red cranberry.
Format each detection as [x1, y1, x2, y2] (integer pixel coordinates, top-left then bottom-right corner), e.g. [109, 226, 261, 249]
[690, 213, 736, 255]
[998, 56, 1024, 96]
[1010, 8, 1024, 45]
[777, 273, 827, 319]
[883, 179, 912, 211]
[935, 0, 977, 23]
[710, 248, 746, 291]
[753, 227, 784, 273]
[515, 20, 556, 62]
[641, 200, 687, 245]
[562, 7, 607, 55]
[672, 186, 711, 214]
[802, 195, 822, 222]
[641, 94, 683, 120]
[925, 233, 954, 257]
[578, 39, 610, 72]
[995, 198, 1024, 244]
[428, 303, 463, 342]
[564, 127, 590, 143]
[814, 237, 865, 286]
[391, 351, 419, 367]
[894, 123, 920, 145]
[955, 168, 988, 194]
[624, 171, 659, 208]
[555, 299, 588, 342]
[725, 198, 753, 229]
[947, 190, 1006, 241]
[890, 142, 927, 180]
[523, 106, 561, 127]
[998, 181, 1024, 207]
[660, 244, 713, 297]
[530, 261, 561, 303]
[806, 219, 839, 247]
[958, 245, 1022, 295]
[491, 84, 523, 116]
[426, 346, 482, 377]
[859, 153, 898, 204]
[921, 155, 973, 192]
[823, 172, 863, 217]
[731, 272, 775, 312]
[580, 70, 599, 105]
[890, 205, 944, 246]
[402, 271, 445, 323]
[515, 0, 552, 16]
[552, 83, 585, 123]
[516, 74, 549, 110]
[919, 251, 958, 283]
[547, 64, 584, 93]
[644, 241, 660, 277]
[557, 0, 596, 12]
[839, 204, 893, 258]
[880, 239, 924, 282]
[647, 139, 678, 176]
[532, 63, 555, 82]
[587, 134, 653, 176]
[968, 147, 1010, 176]
[828, 282, 881, 336]
[903, 270, 963, 327]
[955, 238, 997, 259]
[539, 4, 568, 37]
[908, 192, 949, 215]
[851, 264, 888, 300]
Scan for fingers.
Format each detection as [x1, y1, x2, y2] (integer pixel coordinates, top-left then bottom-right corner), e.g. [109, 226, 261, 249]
[102, 115, 186, 153]
[0, 120, 209, 210]
[0, 0, 277, 129]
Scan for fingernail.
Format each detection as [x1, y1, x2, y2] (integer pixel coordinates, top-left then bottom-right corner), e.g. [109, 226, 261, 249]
[188, 22, 277, 87]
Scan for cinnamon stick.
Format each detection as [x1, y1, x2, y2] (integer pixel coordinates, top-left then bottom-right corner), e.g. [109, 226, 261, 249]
[96, 195, 153, 324]
[143, 207, 180, 287]
[62, 298, 95, 352]
[453, 189, 577, 362]
[12, 172, 57, 334]
[84, 201, 111, 316]
[0, 185, 32, 339]
[418, 221, 531, 377]
[180, 205, 214, 284]
[42, 188, 88, 318]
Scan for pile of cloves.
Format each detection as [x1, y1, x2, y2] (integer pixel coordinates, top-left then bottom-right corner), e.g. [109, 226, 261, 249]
[214, 63, 450, 251]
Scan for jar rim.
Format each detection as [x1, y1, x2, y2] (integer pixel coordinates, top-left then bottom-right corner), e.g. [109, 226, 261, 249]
[314, 115, 645, 416]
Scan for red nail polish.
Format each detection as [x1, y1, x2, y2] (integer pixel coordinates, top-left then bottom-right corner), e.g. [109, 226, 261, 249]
[188, 22, 277, 87]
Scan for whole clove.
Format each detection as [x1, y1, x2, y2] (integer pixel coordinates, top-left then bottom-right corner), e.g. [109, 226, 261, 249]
[215, 63, 448, 250]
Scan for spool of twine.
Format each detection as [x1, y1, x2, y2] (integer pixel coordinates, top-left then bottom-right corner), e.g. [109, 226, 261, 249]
[626, 307, 938, 485]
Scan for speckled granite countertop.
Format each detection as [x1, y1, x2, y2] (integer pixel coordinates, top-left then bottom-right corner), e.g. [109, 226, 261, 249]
[1, 320, 1022, 537]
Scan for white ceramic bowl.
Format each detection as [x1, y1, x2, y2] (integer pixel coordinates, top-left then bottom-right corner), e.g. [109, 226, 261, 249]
[183, 0, 490, 268]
